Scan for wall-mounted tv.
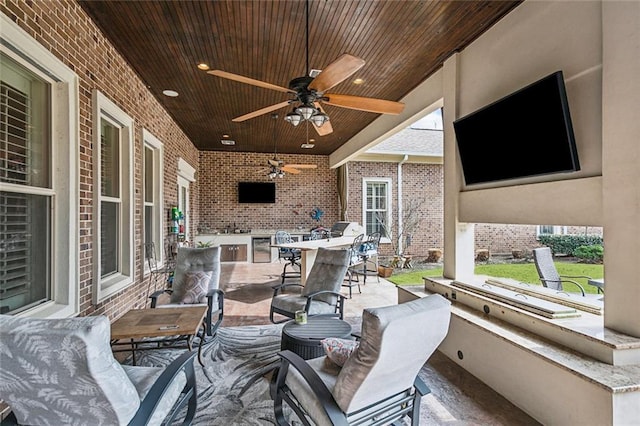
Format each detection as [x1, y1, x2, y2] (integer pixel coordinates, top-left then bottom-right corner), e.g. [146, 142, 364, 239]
[453, 71, 580, 186]
[238, 182, 276, 203]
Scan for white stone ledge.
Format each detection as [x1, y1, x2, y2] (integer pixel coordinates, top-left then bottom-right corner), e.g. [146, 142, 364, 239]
[399, 283, 640, 391]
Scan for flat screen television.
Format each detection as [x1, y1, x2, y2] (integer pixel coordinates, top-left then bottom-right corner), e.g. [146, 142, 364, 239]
[238, 181, 276, 203]
[453, 71, 580, 186]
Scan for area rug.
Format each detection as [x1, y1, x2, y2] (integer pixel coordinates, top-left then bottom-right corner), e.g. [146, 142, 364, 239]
[126, 323, 539, 426]
[128, 324, 286, 425]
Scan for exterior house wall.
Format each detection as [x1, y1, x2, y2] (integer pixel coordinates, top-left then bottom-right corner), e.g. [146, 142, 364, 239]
[197, 151, 339, 233]
[1, 1, 199, 319]
[347, 161, 603, 260]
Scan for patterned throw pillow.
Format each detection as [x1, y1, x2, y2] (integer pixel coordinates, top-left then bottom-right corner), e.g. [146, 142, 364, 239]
[174, 271, 212, 304]
[321, 337, 359, 367]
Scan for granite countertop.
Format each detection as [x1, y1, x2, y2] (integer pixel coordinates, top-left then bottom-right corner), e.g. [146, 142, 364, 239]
[196, 229, 311, 237]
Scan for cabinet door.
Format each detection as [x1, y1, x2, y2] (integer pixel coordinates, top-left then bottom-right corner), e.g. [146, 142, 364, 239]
[220, 245, 236, 262]
[235, 244, 248, 262]
[220, 244, 248, 262]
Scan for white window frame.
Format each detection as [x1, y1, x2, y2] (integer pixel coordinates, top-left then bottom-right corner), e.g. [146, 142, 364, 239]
[0, 14, 79, 318]
[537, 225, 567, 237]
[177, 158, 195, 244]
[92, 90, 134, 303]
[362, 178, 392, 243]
[142, 129, 164, 274]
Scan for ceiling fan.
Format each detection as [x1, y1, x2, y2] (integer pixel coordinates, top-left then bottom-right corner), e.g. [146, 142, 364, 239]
[266, 157, 317, 178]
[261, 114, 318, 179]
[206, 0, 404, 136]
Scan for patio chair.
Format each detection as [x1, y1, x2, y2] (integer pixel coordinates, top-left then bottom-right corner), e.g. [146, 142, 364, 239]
[343, 234, 364, 298]
[0, 314, 197, 426]
[145, 241, 175, 296]
[150, 246, 224, 337]
[270, 247, 350, 324]
[532, 247, 593, 296]
[358, 231, 382, 284]
[271, 294, 451, 426]
[275, 230, 302, 284]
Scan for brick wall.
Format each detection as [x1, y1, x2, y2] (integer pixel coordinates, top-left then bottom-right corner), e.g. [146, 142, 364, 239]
[2, 0, 199, 319]
[345, 161, 445, 258]
[198, 151, 339, 232]
[347, 161, 603, 260]
[475, 224, 603, 256]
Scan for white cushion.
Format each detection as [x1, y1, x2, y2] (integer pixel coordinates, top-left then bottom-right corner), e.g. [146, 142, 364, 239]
[333, 294, 451, 413]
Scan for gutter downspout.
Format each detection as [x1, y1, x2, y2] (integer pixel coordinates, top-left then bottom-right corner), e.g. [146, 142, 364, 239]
[397, 155, 409, 255]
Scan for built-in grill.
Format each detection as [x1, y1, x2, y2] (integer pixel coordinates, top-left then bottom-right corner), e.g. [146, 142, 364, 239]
[330, 222, 363, 237]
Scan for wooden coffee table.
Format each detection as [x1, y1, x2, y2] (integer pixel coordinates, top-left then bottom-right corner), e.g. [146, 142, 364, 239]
[111, 306, 208, 366]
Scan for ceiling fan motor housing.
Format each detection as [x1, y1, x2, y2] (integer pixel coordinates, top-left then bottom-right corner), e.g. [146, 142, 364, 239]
[289, 76, 319, 105]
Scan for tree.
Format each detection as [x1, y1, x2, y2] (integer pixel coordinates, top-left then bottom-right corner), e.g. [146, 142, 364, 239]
[376, 198, 426, 256]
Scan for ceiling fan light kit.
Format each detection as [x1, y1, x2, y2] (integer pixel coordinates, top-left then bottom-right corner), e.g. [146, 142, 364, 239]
[284, 111, 302, 126]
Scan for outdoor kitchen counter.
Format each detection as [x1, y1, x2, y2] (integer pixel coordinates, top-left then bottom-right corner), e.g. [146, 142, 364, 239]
[194, 231, 310, 263]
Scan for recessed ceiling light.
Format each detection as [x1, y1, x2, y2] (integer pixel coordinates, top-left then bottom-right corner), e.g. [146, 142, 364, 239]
[221, 139, 235, 145]
[222, 133, 230, 138]
[301, 143, 315, 149]
[309, 69, 322, 78]
[309, 138, 315, 143]
[162, 89, 179, 97]
[197, 63, 210, 70]
[353, 78, 365, 85]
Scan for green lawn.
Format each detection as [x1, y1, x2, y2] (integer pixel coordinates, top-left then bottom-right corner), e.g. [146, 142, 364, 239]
[388, 262, 604, 294]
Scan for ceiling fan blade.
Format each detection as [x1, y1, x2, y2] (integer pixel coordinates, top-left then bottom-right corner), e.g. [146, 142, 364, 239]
[285, 164, 317, 169]
[323, 93, 404, 115]
[308, 54, 365, 93]
[312, 103, 333, 136]
[281, 166, 302, 174]
[232, 101, 291, 122]
[208, 70, 295, 94]
[312, 119, 333, 136]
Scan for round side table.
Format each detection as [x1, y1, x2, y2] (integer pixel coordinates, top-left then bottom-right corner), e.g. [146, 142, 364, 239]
[281, 316, 353, 360]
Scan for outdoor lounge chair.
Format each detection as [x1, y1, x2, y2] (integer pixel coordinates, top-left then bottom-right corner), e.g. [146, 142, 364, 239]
[150, 246, 224, 337]
[270, 247, 350, 324]
[532, 247, 594, 296]
[271, 294, 451, 425]
[0, 314, 197, 426]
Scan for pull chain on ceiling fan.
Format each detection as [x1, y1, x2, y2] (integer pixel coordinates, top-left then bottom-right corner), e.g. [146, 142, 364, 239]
[206, 0, 405, 136]
[268, 114, 284, 179]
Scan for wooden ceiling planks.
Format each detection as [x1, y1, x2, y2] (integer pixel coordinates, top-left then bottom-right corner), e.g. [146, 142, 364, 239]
[79, 0, 522, 155]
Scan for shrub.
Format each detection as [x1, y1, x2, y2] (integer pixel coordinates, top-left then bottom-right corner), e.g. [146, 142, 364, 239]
[573, 245, 604, 262]
[537, 234, 603, 256]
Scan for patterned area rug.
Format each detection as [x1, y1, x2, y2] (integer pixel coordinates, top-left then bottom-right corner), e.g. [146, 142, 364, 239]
[128, 324, 286, 425]
[126, 323, 539, 426]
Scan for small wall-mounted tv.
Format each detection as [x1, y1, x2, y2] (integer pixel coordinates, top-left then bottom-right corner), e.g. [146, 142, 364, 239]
[238, 182, 276, 203]
[453, 71, 580, 186]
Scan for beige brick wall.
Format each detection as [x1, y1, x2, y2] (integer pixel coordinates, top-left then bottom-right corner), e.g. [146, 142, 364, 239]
[198, 152, 339, 232]
[347, 161, 603, 260]
[2, 0, 199, 319]
[345, 161, 445, 258]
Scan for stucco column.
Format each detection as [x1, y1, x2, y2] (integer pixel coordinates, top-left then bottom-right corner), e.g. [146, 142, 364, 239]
[601, 1, 640, 337]
[442, 53, 475, 280]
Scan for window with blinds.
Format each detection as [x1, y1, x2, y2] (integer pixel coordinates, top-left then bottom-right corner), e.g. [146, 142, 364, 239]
[363, 179, 391, 238]
[0, 56, 51, 314]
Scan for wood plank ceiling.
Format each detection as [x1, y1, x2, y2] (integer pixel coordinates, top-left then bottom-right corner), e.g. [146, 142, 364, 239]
[79, 0, 522, 156]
